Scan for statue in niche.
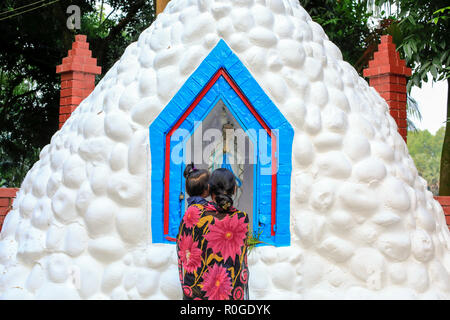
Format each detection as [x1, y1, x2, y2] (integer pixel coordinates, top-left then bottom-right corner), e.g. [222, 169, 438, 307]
[207, 107, 245, 204]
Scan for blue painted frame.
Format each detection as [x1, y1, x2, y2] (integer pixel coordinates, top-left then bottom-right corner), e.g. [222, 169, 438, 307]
[149, 40, 294, 246]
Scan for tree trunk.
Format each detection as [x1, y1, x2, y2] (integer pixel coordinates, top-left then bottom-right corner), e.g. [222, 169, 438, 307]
[439, 78, 450, 195]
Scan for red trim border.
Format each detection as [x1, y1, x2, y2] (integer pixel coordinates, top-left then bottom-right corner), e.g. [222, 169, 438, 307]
[163, 68, 278, 236]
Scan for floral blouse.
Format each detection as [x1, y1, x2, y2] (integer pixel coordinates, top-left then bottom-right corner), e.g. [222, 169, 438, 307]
[176, 202, 249, 300]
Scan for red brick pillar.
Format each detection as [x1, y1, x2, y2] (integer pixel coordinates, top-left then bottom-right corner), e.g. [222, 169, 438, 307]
[56, 35, 101, 128]
[434, 196, 450, 230]
[0, 188, 18, 231]
[363, 35, 411, 142]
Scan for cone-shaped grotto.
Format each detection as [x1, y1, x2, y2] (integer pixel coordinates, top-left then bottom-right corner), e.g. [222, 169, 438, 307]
[0, 0, 449, 300]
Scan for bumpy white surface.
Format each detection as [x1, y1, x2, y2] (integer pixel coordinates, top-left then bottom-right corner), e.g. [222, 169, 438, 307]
[1, 0, 450, 300]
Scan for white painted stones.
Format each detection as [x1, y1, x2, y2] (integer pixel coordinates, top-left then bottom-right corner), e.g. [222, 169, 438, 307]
[251, 5, 274, 28]
[249, 263, 271, 297]
[274, 16, 294, 38]
[118, 83, 140, 111]
[310, 178, 337, 212]
[318, 236, 354, 263]
[231, 8, 255, 32]
[322, 105, 348, 133]
[131, 97, 161, 126]
[371, 211, 401, 227]
[138, 69, 157, 97]
[127, 130, 148, 175]
[329, 210, 355, 231]
[160, 266, 182, 299]
[181, 13, 215, 44]
[62, 155, 86, 189]
[249, 27, 278, 47]
[26, 264, 45, 293]
[313, 132, 343, 151]
[153, 46, 182, 70]
[156, 66, 181, 102]
[304, 104, 322, 135]
[84, 198, 117, 236]
[278, 39, 305, 68]
[51, 187, 77, 223]
[136, 269, 159, 297]
[179, 45, 205, 75]
[104, 112, 133, 143]
[415, 206, 436, 233]
[308, 82, 328, 108]
[293, 133, 315, 166]
[145, 245, 173, 269]
[381, 177, 411, 212]
[293, 172, 313, 203]
[115, 208, 145, 244]
[411, 229, 434, 263]
[338, 182, 378, 214]
[271, 262, 296, 290]
[303, 57, 323, 81]
[353, 157, 387, 184]
[107, 172, 144, 207]
[109, 143, 128, 171]
[349, 248, 385, 288]
[264, 74, 287, 103]
[269, 0, 286, 14]
[407, 262, 429, 293]
[88, 236, 126, 263]
[47, 253, 70, 283]
[284, 98, 306, 129]
[293, 210, 326, 248]
[64, 223, 88, 257]
[19, 193, 37, 219]
[316, 151, 352, 179]
[31, 198, 52, 230]
[377, 232, 411, 261]
[101, 262, 125, 293]
[343, 132, 371, 161]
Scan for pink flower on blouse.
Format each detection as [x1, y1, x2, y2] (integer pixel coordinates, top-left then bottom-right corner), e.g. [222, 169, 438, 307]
[205, 213, 248, 263]
[178, 234, 202, 273]
[202, 264, 232, 300]
[183, 206, 201, 228]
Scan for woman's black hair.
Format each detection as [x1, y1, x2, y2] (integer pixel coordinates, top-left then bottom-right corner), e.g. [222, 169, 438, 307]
[209, 168, 236, 212]
[183, 163, 210, 197]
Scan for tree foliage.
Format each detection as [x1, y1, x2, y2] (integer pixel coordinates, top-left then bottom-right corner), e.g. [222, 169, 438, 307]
[376, 0, 450, 91]
[408, 127, 445, 195]
[0, 0, 155, 187]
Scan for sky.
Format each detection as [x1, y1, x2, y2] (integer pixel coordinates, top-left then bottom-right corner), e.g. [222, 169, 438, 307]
[410, 75, 448, 135]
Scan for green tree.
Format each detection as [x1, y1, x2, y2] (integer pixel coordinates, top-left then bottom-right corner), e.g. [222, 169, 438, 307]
[0, 1, 155, 187]
[408, 127, 445, 195]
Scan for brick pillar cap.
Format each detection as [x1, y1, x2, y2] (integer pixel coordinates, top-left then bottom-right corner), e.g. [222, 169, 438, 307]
[56, 34, 101, 128]
[75, 34, 87, 42]
[363, 35, 411, 78]
[380, 35, 392, 43]
[56, 34, 101, 75]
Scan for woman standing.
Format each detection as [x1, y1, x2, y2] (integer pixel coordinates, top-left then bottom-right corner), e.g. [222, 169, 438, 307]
[176, 168, 249, 300]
